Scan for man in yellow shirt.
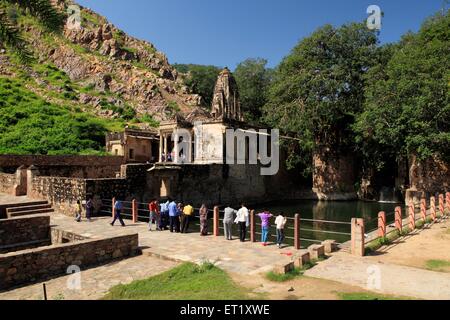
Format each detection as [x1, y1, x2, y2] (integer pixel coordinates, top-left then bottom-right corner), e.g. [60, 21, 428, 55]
[181, 204, 194, 233]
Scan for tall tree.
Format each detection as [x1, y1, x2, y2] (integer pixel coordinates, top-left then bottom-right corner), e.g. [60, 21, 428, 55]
[0, 0, 64, 62]
[354, 10, 450, 167]
[173, 64, 221, 108]
[263, 23, 378, 180]
[234, 58, 273, 123]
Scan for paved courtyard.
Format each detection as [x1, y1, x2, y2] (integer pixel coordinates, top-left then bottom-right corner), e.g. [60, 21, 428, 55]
[49, 214, 298, 275]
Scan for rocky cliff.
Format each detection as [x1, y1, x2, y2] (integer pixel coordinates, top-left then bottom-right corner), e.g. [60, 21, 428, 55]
[0, 0, 202, 127]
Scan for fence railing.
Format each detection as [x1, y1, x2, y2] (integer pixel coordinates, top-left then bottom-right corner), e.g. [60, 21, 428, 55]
[99, 191, 450, 257]
[363, 192, 450, 252]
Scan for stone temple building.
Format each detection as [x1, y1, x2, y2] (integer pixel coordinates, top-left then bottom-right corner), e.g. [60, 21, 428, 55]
[148, 67, 301, 203]
[106, 128, 159, 163]
[158, 67, 251, 165]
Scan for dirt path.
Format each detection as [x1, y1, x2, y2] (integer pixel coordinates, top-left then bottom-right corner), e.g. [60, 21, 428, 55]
[365, 217, 450, 271]
[231, 272, 376, 300]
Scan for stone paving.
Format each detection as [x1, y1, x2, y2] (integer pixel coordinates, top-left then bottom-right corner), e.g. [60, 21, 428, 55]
[0, 255, 177, 300]
[49, 214, 297, 275]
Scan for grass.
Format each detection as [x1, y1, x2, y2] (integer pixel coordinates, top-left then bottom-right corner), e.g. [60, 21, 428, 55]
[365, 230, 401, 254]
[265, 261, 317, 282]
[337, 292, 410, 300]
[103, 262, 252, 300]
[425, 260, 450, 272]
[0, 76, 124, 155]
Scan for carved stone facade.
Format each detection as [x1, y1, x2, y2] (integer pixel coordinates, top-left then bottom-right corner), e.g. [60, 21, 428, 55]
[211, 68, 244, 122]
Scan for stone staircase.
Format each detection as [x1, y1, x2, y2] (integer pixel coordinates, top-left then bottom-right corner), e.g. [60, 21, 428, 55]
[6, 201, 54, 218]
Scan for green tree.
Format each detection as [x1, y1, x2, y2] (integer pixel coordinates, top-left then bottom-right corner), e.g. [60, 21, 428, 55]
[234, 58, 273, 123]
[354, 11, 450, 166]
[263, 23, 378, 173]
[173, 64, 221, 108]
[0, 0, 64, 62]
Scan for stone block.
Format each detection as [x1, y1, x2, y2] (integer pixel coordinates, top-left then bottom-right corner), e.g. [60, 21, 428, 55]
[273, 262, 295, 274]
[322, 240, 337, 254]
[294, 250, 310, 269]
[308, 244, 325, 260]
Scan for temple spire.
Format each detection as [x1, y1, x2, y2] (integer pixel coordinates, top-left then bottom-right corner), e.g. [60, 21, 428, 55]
[211, 67, 243, 121]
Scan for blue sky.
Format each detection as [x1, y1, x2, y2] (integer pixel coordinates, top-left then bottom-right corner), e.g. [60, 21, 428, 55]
[76, 0, 446, 69]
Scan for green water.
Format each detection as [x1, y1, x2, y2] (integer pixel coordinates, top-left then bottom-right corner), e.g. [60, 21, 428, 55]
[246, 200, 405, 248]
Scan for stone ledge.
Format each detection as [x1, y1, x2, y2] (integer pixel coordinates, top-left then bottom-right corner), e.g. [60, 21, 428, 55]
[308, 244, 325, 260]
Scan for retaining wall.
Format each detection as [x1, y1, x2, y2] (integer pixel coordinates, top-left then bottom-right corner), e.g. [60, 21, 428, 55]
[0, 233, 139, 290]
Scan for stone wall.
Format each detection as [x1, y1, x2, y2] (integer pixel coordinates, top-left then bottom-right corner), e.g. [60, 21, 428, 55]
[406, 155, 450, 204]
[29, 176, 87, 216]
[312, 147, 358, 200]
[0, 233, 139, 290]
[0, 155, 124, 178]
[148, 163, 313, 207]
[0, 172, 15, 194]
[86, 164, 154, 211]
[0, 215, 50, 250]
[51, 228, 87, 244]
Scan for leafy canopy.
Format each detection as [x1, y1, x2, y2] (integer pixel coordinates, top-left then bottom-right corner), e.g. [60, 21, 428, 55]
[263, 22, 378, 170]
[173, 64, 221, 108]
[234, 58, 273, 124]
[354, 10, 450, 165]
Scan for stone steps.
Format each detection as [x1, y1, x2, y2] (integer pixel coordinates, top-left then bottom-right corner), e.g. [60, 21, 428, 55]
[7, 208, 54, 218]
[7, 203, 52, 213]
[5, 201, 54, 218]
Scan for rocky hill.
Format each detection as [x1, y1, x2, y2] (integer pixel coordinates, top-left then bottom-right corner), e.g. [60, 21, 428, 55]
[0, 0, 202, 128]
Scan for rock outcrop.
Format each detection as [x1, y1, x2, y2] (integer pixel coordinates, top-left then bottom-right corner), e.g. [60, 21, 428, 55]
[0, 0, 202, 123]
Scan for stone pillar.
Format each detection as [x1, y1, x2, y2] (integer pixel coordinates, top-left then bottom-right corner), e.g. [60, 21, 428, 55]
[250, 210, 256, 242]
[408, 201, 415, 231]
[420, 197, 427, 222]
[351, 218, 365, 256]
[430, 196, 436, 221]
[395, 206, 402, 233]
[164, 134, 168, 162]
[439, 194, 444, 216]
[378, 211, 386, 238]
[13, 165, 27, 196]
[112, 197, 116, 218]
[213, 206, 220, 237]
[132, 199, 138, 223]
[173, 132, 180, 164]
[294, 214, 301, 250]
[26, 165, 39, 198]
[159, 134, 163, 162]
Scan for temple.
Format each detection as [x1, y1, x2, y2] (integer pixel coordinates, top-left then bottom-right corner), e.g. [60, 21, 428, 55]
[157, 67, 249, 165]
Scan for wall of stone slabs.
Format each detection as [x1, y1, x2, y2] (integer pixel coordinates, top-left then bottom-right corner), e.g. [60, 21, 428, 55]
[0, 233, 139, 290]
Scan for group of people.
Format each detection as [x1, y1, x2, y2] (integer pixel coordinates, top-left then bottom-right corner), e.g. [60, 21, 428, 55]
[224, 204, 288, 248]
[148, 199, 201, 234]
[109, 199, 289, 247]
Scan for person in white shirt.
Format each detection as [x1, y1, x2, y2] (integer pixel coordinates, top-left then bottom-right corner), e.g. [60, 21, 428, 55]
[234, 203, 249, 242]
[275, 213, 288, 248]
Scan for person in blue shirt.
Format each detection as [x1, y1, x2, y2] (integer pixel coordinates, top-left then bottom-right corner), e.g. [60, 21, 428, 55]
[168, 199, 180, 233]
[111, 199, 125, 227]
[159, 199, 170, 230]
